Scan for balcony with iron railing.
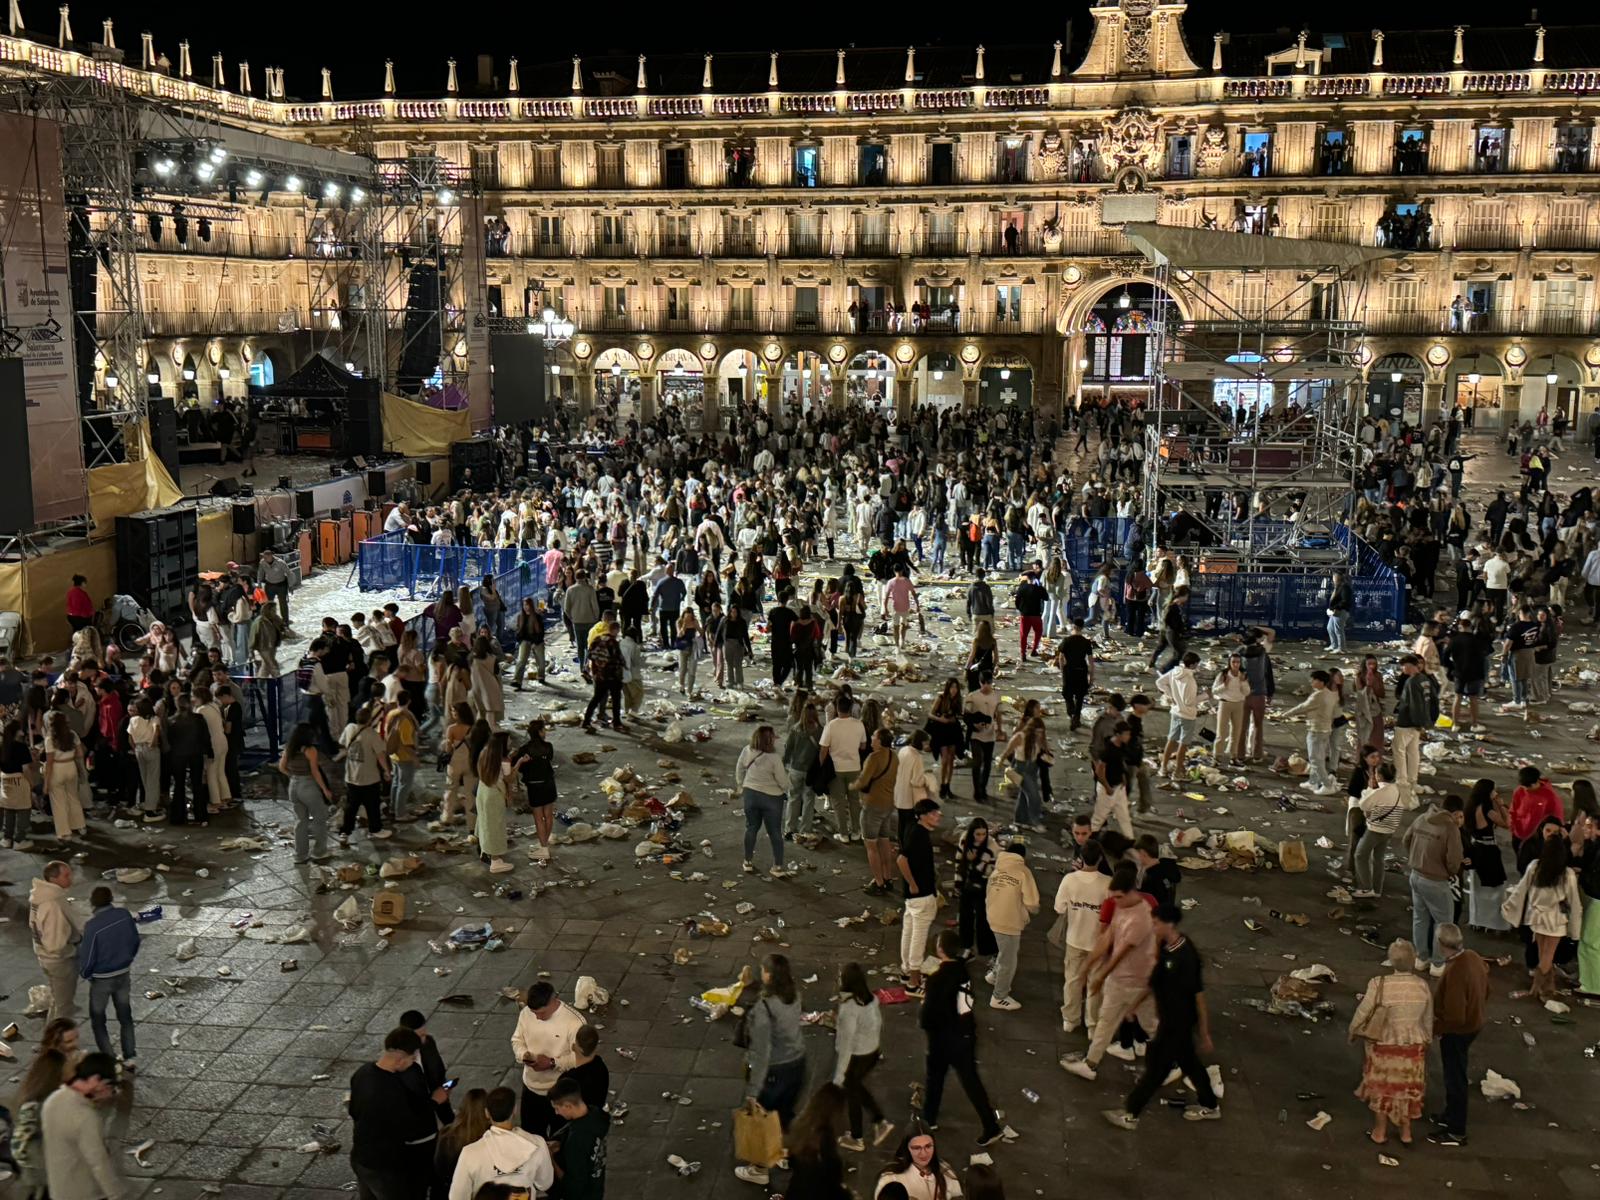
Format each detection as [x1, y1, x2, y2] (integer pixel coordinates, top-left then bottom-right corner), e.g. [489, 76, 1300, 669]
[134, 229, 304, 259]
[516, 234, 571, 259]
[919, 230, 967, 256]
[721, 232, 764, 257]
[786, 231, 827, 256]
[651, 235, 700, 259]
[585, 237, 637, 259]
[848, 232, 895, 257]
[1530, 221, 1600, 251]
[1446, 224, 1525, 251]
[568, 305, 1045, 339]
[1361, 305, 1600, 337]
[139, 308, 296, 337]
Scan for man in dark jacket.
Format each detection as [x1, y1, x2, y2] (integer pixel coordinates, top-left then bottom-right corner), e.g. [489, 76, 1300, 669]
[1241, 628, 1276, 762]
[767, 591, 796, 689]
[78, 886, 140, 1065]
[919, 929, 1016, 1147]
[1392, 654, 1439, 810]
[400, 1008, 454, 1125]
[165, 694, 212, 825]
[966, 569, 995, 635]
[1014, 571, 1047, 661]
[550, 1079, 610, 1200]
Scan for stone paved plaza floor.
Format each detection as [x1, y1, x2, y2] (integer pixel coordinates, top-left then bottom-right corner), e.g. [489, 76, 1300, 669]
[2, 434, 1599, 1200]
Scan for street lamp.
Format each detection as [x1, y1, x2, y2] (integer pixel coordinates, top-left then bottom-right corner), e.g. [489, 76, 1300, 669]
[526, 307, 575, 342]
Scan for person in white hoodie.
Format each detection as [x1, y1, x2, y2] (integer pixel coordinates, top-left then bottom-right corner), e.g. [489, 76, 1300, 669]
[1155, 652, 1202, 782]
[192, 683, 232, 811]
[30, 860, 83, 1021]
[511, 981, 587, 1137]
[449, 1086, 554, 1200]
[1055, 841, 1112, 1034]
[985, 842, 1040, 1012]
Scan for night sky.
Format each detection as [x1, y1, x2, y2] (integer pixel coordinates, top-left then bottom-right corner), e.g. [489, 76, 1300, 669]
[32, 1, 1589, 99]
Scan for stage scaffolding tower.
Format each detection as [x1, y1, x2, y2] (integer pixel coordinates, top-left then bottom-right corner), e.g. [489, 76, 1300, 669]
[1126, 223, 1393, 573]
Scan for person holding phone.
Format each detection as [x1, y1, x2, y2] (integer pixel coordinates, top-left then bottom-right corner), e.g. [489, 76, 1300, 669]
[401, 1008, 455, 1124]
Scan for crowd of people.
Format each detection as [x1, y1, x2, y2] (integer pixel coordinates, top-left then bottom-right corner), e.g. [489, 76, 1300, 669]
[8, 387, 1600, 1197]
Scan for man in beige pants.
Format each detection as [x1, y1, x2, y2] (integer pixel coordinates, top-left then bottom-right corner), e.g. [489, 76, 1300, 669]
[29, 860, 83, 1021]
[1061, 865, 1157, 1081]
[1055, 842, 1111, 1034]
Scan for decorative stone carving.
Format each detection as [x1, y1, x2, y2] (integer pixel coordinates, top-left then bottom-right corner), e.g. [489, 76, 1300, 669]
[1122, 0, 1155, 70]
[1198, 125, 1228, 171]
[1100, 104, 1163, 191]
[1037, 129, 1068, 181]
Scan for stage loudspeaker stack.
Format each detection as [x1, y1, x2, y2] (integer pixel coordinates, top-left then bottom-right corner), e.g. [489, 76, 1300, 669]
[0, 359, 35, 533]
[115, 506, 199, 626]
[147, 395, 181, 482]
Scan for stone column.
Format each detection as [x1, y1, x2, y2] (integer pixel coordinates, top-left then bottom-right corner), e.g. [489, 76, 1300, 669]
[765, 368, 781, 422]
[829, 366, 847, 411]
[1421, 381, 1445, 427]
[896, 367, 916, 422]
[1501, 381, 1524, 428]
[638, 372, 657, 423]
[962, 374, 981, 410]
[576, 369, 595, 420]
[1580, 385, 1600, 429]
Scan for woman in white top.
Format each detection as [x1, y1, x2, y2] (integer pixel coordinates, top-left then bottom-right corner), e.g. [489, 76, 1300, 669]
[833, 961, 892, 1152]
[1041, 558, 1071, 640]
[1502, 831, 1585, 1001]
[1210, 653, 1251, 766]
[892, 730, 932, 845]
[874, 1126, 962, 1200]
[127, 697, 164, 817]
[736, 724, 791, 878]
[1353, 764, 1403, 898]
[337, 704, 392, 846]
[468, 636, 505, 729]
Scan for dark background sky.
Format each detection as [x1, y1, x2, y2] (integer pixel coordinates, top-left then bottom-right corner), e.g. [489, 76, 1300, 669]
[38, 0, 1589, 99]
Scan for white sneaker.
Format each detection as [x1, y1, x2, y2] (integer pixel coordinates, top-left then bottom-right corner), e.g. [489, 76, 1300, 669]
[1164, 1067, 1183, 1085]
[13, 840, 33, 852]
[734, 1165, 770, 1186]
[836, 1134, 865, 1152]
[1061, 1020, 1081, 1034]
[989, 996, 1021, 1012]
[1182, 1104, 1222, 1121]
[1428, 962, 1446, 977]
[742, 860, 755, 874]
[0, 839, 10, 849]
[1105, 1043, 1136, 1062]
[871, 1118, 896, 1146]
[488, 859, 515, 874]
[1102, 1108, 1139, 1130]
[372, 829, 393, 840]
[1060, 1056, 1098, 1081]
[984, 968, 997, 985]
[531, 844, 551, 861]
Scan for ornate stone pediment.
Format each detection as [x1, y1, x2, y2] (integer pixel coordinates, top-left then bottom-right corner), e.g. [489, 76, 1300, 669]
[1102, 104, 1164, 191]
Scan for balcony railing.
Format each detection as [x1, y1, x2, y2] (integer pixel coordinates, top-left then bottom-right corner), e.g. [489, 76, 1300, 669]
[920, 230, 967, 256]
[585, 239, 636, 258]
[516, 235, 570, 259]
[1361, 306, 1599, 337]
[721, 232, 763, 256]
[787, 232, 826, 256]
[134, 230, 302, 258]
[1531, 222, 1600, 251]
[568, 306, 1045, 338]
[1446, 224, 1524, 251]
[140, 309, 291, 336]
[652, 236, 699, 258]
[849, 232, 895, 257]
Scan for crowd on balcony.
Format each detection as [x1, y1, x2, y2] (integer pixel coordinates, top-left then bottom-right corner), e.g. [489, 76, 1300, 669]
[1393, 134, 1429, 175]
[1376, 204, 1435, 251]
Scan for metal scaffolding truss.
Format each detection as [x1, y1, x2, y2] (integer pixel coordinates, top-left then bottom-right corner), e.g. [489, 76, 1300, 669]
[355, 151, 473, 398]
[1139, 244, 1378, 571]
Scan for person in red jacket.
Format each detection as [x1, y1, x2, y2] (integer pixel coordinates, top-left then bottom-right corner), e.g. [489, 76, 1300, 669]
[1509, 766, 1564, 848]
[66, 575, 95, 632]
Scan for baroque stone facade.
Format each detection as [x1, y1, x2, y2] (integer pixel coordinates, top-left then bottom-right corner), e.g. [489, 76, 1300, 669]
[7, 1, 1600, 428]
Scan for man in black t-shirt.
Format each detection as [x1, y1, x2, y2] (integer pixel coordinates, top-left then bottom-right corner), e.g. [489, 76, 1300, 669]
[896, 799, 942, 994]
[1103, 905, 1221, 1129]
[1054, 618, 1095, 730]
[1092, 723, 1132, 837]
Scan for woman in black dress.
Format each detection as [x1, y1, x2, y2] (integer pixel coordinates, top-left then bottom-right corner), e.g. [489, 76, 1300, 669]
[926, 679, 965, 799]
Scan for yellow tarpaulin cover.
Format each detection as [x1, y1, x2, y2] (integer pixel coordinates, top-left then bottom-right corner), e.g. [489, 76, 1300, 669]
[382, 393, 470, 457]
[86, 426, 184, 539]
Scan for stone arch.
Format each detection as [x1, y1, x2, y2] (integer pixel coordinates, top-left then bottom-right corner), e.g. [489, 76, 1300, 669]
[1447, 350, 1506, 431]
[1059, 272, 1191, 337]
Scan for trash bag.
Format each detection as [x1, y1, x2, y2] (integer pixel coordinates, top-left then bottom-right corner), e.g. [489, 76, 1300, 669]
[1480, 1069, 1521, 1101]
[24, 984, 50, 1015]
[574, 976, 610, 1011]
[1278, 839, 1309, 873]
[333, 896, 362, 927]
[664, 720, 686, 743]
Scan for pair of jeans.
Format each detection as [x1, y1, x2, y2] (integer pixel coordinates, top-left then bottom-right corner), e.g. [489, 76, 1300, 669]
[828, 770, 860, 837]
[289, 774, 329, 862]
[1439, 1031, 1476, 1135]
[572, 621, 594, 668]
[1006, 531, 1025, 569]
[1013, 760, 1043, 826]
[969, 740, 995, 800]
[89, 972, 135, 1060]
[840, 1051, 885, 1138]
[991, 931, 1021, 1002]
[1410, 870, 1456, 964]
[1327, 611, 1348, 651]
[784, 767, 816, 835]
[1354, 829, 1392, 894]
[134, 744, 161, 811]
[584, 678, 622, 727]
[512, 640, 546, 685]
[389, 761, 417, 821]
[741, 788, 785, 866]
[677, 647, 698, 692]
[923, 1037, 1000, 1139]
[1306, 730, 1333, 790]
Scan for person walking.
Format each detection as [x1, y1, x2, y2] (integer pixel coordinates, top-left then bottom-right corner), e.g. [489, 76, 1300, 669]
[1348, 939, 1434, 1146]
[338, 704, 392, 847]
[919, 929, 1017, 1147]
[1154, 652, 1201, 784]
[475, 736, 514, 874]
[818, 694, 867, 842]
[963, 672, 1003, 803]
[1062, 865, 1157, 1083]
[1427, 922, 1489, 1147]
[1353, 763, 1403, 898]
[279, 722, 334, 865]
[30, 860, 83, 1022]
[1282, 670, 1342, 795]
[954, 817, 999, 964]
[984, 841, 1039, 1012]
[782, 698, 822, 840]
[832, 962, 894, 1152]
[580, 626, 625, 733]
[882, 565, 922, 651]
[1091, 721, 1134, 838]
[736, 725, 791, 879]
[1054, 840, 1111, 1034]
[41, 1052, 123, 1200]
[853, 728, 900, 895]
[1100, 904, 1223, 1128]
[1502, 832, 1584, 1001]
[1403, 795, 1466, 971]
[1054, 618, 1095, 732]
[897, 799, 943, 996]
[733, 954, 806, 1188]
[511, 597, 547, 689]
[77, 886, 140, 1068]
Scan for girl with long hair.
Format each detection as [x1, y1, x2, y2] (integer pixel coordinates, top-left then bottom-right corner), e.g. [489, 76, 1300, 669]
[733, 954, 806, 1188]
[832, 962, 892, 1152]
[1503, 828, 1584, 1000]
[440, 702, 478, 826]
[280, 721, 333, 864]
[926, 679, 964, 799]
[955, 818, 999, 960]
[432, 1087, 492, 1199]
[475, 734, 513, 873]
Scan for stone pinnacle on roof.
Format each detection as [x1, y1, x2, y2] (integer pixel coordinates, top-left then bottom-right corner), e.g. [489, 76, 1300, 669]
[56, 3, 69, 49]
[384, 59, 394, 95]
[100, 17, 113, 49]
[1372, 30, 1384, 68]
[509, 57, 519, 93]
[321, 66, 332, 101]
[571, 55, 582, 93]
[905, 46, 916, 83]
[447, 58, 458, 94]
[702, 53, 712, 90]
[1052, 40, 1063, 78]
[767, 51, 777, 89]
[976, 44, 986, 81]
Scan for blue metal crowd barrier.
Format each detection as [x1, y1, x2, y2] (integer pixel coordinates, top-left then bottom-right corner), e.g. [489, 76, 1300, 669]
[356, 536, 550, 604]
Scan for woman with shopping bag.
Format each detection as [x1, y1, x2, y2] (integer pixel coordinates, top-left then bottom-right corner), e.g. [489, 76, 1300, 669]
[733, 954, 805, 1188]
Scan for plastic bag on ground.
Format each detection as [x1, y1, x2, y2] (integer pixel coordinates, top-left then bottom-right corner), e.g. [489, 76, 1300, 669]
[24, 985, 50, 1015]
[1480, 1069, 1521, 1101]
[574, 976, 610, 1010]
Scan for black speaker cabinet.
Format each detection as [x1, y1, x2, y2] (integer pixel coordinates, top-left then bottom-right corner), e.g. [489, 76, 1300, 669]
[295, 488, 317, 521]
[147, 396, 181, 482]
[232, 502, 257, 535]
[115, 506, 199, 625]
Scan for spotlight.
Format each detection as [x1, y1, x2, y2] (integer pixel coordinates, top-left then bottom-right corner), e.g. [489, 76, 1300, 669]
[194, 160, 216, 183]
[322, 180, 341, 201]
[344, 361, 356, 372]
[436, 187, 456, 205]
[244, 168, 265, 187]
[285, 175, 303, 193]
[148, 213, 163, 241]
[153, 157, 176, 178]
[209, 145, 227, 163]
[104, 371, 119, 389]
[172, 205, 188, 245]
[350, 186, 366, 204]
